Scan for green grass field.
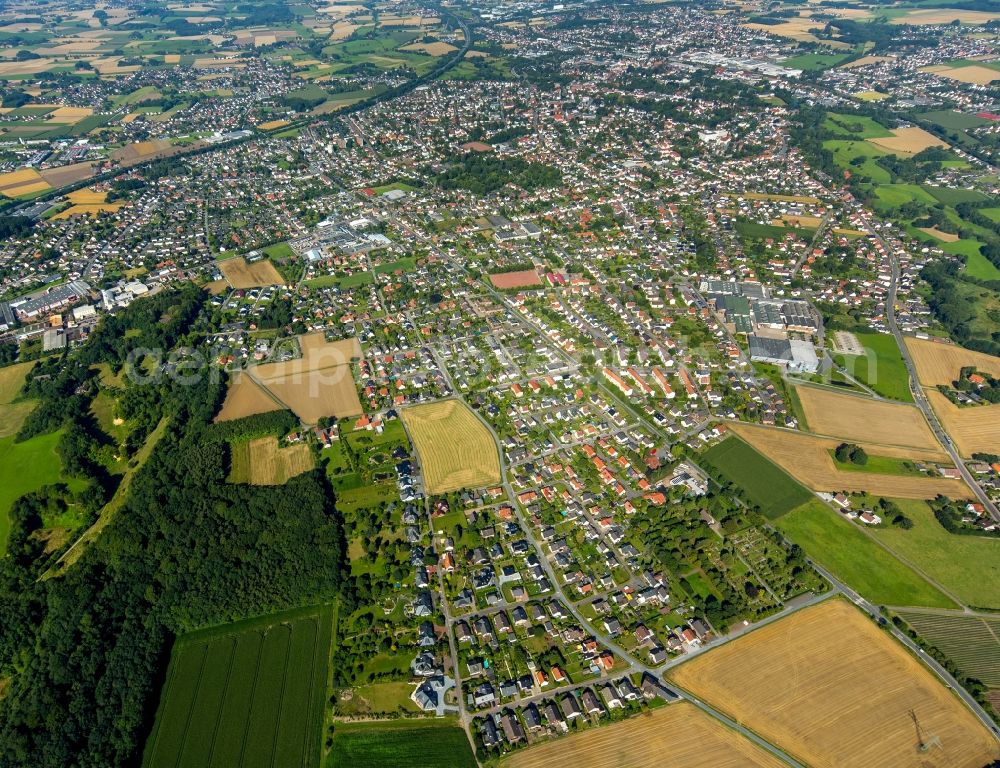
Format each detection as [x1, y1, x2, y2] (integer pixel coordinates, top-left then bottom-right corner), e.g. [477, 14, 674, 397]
[922, 185, 990, 206]
[775, 500, 954, 608]
[869, 499, 1000, 609]
[143, 605, 334, 768]
[894, 608, 1000, 686]
[701, 436, 813, 519]
[783, 52, 848, 71]
[964, 249, 1000, 280]
[824, 139, 892, 184]
[824, 113, 893, 139]
[0, 430, 83, 553]
[828, 451, 921, 476]
[832, 331, 913, 402]
[920, 110, 993, 131]
[327, 720, 476, 768]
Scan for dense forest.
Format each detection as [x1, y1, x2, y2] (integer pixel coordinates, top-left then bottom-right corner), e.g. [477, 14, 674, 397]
[0, 289, 350, 766]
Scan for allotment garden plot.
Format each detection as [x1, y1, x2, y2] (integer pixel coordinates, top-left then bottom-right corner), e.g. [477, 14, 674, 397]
[143, 606, 333, 768]
[401, 399, 501, 494]
[670, 599, 1000, 768]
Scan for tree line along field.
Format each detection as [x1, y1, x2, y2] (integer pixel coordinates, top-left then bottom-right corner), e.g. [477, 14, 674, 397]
[699, 435, 813, 519]
[670, 599, 1000, 768]
[327, 720, 477, 768]
[775, 500, 955, 609]
[401, 399, 501, 494]
[896, 609, 1000, 689]
[500, 702, 787, 768]
[142, 605, 333, 768]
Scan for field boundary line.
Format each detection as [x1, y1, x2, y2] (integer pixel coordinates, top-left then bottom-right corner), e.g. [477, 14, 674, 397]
[236, 629, 267, 767]
[269, 624, 295, 768]
[175, 642, 210, 768]
[205, 635, 238, 767]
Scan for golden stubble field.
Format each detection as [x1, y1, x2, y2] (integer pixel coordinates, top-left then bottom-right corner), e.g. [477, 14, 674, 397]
[500, 701, 787, 768]
[229, 436, 314, 485]
[728, 423, 970, 499]
[795, 386, 942, 451]
[214, 373, 283, 422]
[670, 600, 1000, 768]
[926, 390, 1000, 458]
[218, 256, 284, 289]
[905, 337, 1000, 386]
[402, 399, 501, 494]
[250, 333, 363, 424]
[867, 127, 949, 155]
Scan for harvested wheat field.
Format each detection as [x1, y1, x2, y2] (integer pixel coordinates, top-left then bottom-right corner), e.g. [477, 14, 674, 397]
[111, 139, 174, 165]
[253, 334, 361, 379]
[51, 190, 124, 219]
[795, 386, 941, 451]
[228, 436, 314, 485]
[0, 168, 50, 198]
[501, 701, 785, 768]
[402, 399, 501, 494]
[400, 41, 457, 55]
[256, 368, 361, 423]
[918, 226, 959, 242]
[926, 390, 1000, 458]
[890, 8, 999, 25]
[839, 55, 893, 69]
[39, 162, 94, 187]
[214, 373, 283, 422]
[670, 599, 1000, 768]
[257, 119, 290, 131]
[867, 127, 948, 155]
[906, 337, 1000, 386]
[728, 423, 969, 499]
[935, 65, 1000, 85]
[218, 256, 284, 289]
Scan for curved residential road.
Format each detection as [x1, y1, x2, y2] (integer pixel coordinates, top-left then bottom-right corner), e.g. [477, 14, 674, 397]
[874, 221, 1000, 523]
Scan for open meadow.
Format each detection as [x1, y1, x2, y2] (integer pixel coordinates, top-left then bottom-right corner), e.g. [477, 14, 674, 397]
[926, 390, 1000, 458]
[401, 399, 501, 494]
[0, 361, 36, 438]
[776, 500, 955, 609]
[218, 256, 285, 289]
[499, 702, 787, 768]
[229, 436, 314, 485]
[793, 386, 941, 451]
[905, 336, 1000, 386]
[670, 599, 1000, 768]
[143, 605, 333, 768]
[831, 330, 913, 401]
[327, 719, 476, 768]
[870, 498, 1000, 609]
[728, 423, 968, 500]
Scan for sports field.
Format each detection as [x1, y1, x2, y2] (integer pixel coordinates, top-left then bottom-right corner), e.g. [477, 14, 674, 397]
[895, 608, 1000, 687]
[229, 436, 315, 485]
[905, 337, 1000, 386]
[401, 399, 501, 494]
[500, 701, 786, 768]
[143, 605, 333, 768]
[794, 386, 939, 451]
[700, 435, 812, 518]
[670, 600, 1000, 768]
[776, 501, 954, 609]
[218, 256, 285, 288]
[728, 423, 966, 500]
[926, 390, 1000, 458]
[328, 720, 477, 768]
